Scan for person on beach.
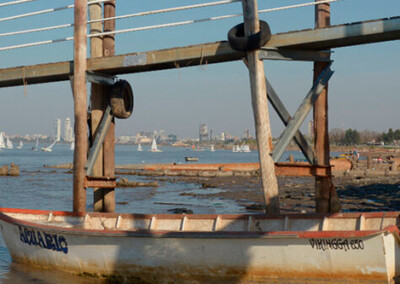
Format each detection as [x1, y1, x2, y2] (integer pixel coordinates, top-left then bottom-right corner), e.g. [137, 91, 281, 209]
[352, 148, 359, 161]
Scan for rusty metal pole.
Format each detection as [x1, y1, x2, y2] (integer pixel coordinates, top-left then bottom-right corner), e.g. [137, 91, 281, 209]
[242, 0, 280, 213]
[72, 0, 88, 213]
[314, 0, 341, 213]
[89, 0, 106, 212]
[103, 0, 116, 212]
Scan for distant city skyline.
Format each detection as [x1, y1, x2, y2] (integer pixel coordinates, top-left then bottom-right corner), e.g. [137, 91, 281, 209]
[0, 1, 399, 140]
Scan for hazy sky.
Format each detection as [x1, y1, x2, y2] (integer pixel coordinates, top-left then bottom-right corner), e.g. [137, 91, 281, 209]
[0, 0, 399, 139]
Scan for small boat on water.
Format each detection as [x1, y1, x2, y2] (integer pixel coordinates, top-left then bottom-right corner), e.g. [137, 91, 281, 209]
[41, 140, 56, 152]
[0, 208, 399, 283]
[16, 141, 23, 149]
[185, 156, 198, 162]
[32, 137, 39, 151]
[148, 138, 162, 152]
[70, 141, 75, 150]
[210, 145, 215, 152]
[137, 142, 143, 151]
[6, 137, 13, 149]
[0, 132, 6, 149]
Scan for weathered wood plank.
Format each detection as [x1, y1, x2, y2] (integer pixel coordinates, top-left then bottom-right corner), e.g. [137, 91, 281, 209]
[0, 16, 399, 88]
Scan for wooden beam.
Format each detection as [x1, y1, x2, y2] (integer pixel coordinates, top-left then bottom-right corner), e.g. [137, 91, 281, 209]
[72, 0, 88, 213]
[242, 0, 279, 214]
[0, 17, 399, 88]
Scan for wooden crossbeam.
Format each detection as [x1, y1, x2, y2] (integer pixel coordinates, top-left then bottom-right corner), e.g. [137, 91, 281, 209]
[0, 17, 399, 88]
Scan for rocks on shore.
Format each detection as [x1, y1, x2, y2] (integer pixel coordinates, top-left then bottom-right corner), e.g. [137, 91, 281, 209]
[116, 178, 159, 188]
[0, 164, 19, 176]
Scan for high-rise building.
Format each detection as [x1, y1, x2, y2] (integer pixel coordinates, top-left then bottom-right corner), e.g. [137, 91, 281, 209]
[63, 118, 74, 142]
[199, 124, 209, 142]
[55, 118, 61, 142]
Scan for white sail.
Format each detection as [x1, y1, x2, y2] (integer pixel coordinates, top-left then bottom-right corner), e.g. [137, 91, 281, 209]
[6, 138, 13, 149]
[70, 142, 75, 150]
[210, 145, 215, 152]
[241, 144, 251, 153]
[0, 132, 5, 149]
[149, 138, 162, 152]
[137, 142, 143, 151]
[41, 140, 57, 152]
[17, 141, 23, 149]
[32, 137, 39, 151]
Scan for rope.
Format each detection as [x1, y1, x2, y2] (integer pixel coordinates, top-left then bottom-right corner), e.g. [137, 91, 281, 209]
[0, 0, 37, 7]
[0, 0, 344, 52]
[0, 23, 73, 38]
[0, 1, 108, 23]
[88, 0, 241, 24]
[0, 37, 73, 52]
[259, 0, 343, 13]
[90, 0, 344, 38]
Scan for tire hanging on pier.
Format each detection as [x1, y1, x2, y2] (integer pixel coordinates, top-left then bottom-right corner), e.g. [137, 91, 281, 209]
[110, 80, 134, 119]
[227, 20, 271, 51]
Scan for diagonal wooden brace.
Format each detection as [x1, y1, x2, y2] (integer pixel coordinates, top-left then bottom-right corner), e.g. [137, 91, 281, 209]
[265, 78, 315, 164]
[272, 64, 333, 163]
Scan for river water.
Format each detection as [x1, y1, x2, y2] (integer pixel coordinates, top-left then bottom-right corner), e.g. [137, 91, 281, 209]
[0, 144, 303, 283]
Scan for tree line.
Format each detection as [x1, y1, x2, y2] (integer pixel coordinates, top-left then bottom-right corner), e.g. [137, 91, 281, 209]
[328, 128, 400, 146]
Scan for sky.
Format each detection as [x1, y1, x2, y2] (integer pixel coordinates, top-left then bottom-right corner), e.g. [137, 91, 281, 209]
[0, 0, 399, 139]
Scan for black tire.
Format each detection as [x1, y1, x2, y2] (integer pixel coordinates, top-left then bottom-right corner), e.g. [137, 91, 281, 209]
[227, 20, 271, 52]
[110, 80, 134, 119]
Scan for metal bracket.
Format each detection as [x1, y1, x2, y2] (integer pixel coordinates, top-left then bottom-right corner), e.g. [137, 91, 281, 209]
[271, 64, 334, 163]
[259, 48, 332, 62]
[86, 71, 116, 85]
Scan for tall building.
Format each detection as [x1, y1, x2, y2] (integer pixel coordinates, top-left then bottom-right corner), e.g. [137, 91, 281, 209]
[199, 124, 209, 142]
[54, 118, 61, 142]
[64, 118, 73, 142]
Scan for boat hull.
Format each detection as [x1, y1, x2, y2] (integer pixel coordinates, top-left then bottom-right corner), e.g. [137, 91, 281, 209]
[0, 209, 399, 283]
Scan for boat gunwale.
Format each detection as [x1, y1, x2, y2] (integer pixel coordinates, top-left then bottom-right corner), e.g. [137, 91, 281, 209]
[0, 207, 398, 239]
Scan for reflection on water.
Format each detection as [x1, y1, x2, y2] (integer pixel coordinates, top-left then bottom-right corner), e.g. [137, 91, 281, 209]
[0, 144, 309, 282]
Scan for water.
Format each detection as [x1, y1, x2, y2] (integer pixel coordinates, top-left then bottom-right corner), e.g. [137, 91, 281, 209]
[0, 143, 309, 283]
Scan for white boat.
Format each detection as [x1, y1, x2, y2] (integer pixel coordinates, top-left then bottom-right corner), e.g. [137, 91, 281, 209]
[137, 142, 143, 151]
[241, 144, 251, 152]
[232, 145, 241, 152]
[16, 141, 23, 149]
[0, 132, 6, 149]
[0, 208, 399, 283]
[6, 137, 13, 149]
[148, 138, 162, 152]
[41, 140, 56, 152]
[70, 142, 75, 150]
[32, 137, 39, 151]
[210, 145, 215, 152]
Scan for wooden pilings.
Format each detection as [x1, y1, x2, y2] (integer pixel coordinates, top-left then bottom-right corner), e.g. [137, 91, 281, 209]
[72, 0, 88, 213]
[102, 0, 116, 213]
[313, 0, 341, 213]
[89, 0, 106, 212]
[242, 0, 279, 213]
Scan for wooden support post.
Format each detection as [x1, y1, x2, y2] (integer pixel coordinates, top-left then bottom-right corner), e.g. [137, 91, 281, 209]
[72, 0, 88, 213]
[103, 0, 116, 212]
[314, 0, 341, 213]
[89, 0, 106, 212]
[242, 0, 279, 213]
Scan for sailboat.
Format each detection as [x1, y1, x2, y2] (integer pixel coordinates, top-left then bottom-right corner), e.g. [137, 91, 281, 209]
[0, 132, 5, 149]
[32, 137, 39, 151]
[70, 141, 75, 150]
[41, 140, 57, 152]
[6, 137, 13, 149]
[137, 142, 143, 151]
[210, 145, 216, 152]
[148, 138, 162, 152]
[16, 141, 23, 149]
[241, 144, 251, 153]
